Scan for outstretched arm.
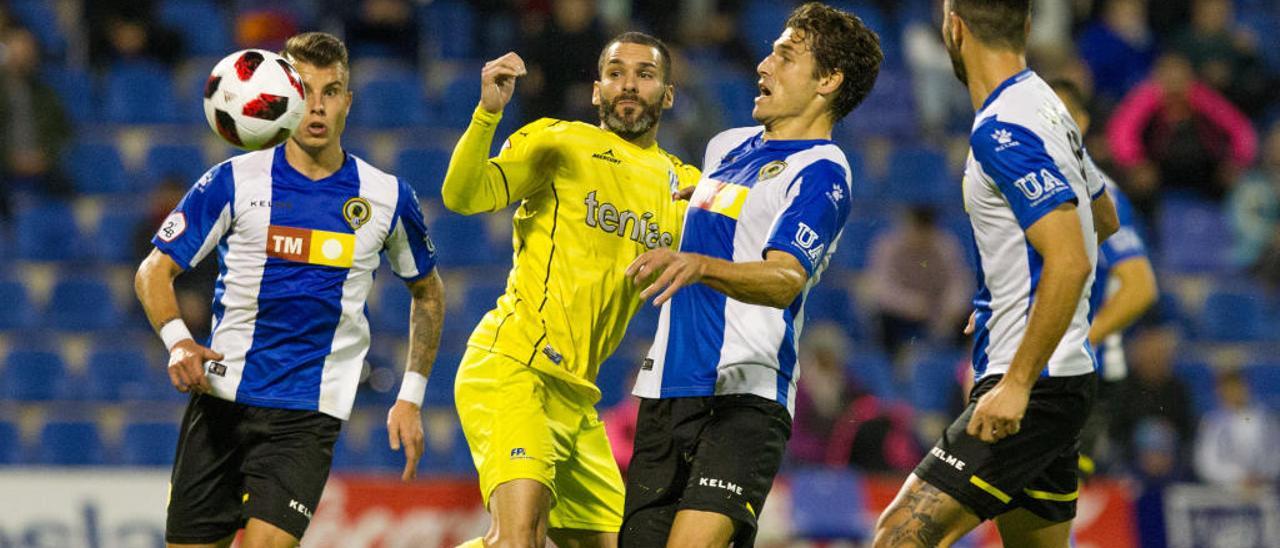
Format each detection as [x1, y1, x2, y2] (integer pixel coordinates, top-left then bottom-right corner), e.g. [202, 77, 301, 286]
[628, 249, 807, 309]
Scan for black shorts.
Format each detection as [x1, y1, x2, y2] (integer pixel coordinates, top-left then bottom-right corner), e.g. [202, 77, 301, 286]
[165, 393, 342, 544]
[915, 373, 1097, 522]
[620, 394, 791, 548]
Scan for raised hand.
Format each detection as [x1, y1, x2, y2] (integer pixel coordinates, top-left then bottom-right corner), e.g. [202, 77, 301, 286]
[479, 52, 527, 115]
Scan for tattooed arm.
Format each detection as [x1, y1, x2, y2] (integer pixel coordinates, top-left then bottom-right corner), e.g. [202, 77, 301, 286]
[386, 269, 445, 481]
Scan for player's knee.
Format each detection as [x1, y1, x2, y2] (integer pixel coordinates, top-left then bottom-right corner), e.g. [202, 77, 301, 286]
[483, 522, 546, 548]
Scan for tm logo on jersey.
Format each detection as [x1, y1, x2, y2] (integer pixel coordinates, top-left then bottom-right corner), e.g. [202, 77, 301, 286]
[266, 225, 356, 268]
[690, 180, 750, 220]
[1013, 169, 1069, 205]
[584, 191, 676, 249]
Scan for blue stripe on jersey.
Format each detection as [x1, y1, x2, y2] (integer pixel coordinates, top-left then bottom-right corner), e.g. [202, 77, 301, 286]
[661, 208, 737, 394]
[209, 238, 230, 345]
[971, 118, 1078, 230]
[237, 148, 361, 410]
[970, 236, 993, 378]
[389, 179, 438, 281]
[775, 301, 801, 405]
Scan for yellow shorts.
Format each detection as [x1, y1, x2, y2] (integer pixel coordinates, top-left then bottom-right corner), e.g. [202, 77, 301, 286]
[454, 346, 625, 532]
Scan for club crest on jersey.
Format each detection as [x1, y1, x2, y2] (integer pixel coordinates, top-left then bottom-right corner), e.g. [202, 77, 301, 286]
[757, 160, 787, 182]
[342, 197, 372, 230]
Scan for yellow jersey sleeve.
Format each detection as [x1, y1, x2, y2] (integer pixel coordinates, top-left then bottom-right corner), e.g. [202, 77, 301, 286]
[441, 107, 561, 214]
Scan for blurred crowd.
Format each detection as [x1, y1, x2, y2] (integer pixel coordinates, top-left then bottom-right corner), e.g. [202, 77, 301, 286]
[1, 0, 1279, 512]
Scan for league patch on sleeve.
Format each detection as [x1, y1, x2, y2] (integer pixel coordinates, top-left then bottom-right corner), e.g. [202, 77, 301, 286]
[156, 212, 187, 243]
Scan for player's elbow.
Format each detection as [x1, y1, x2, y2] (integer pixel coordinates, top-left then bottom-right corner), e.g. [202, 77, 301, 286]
[440, 185, 476, 215]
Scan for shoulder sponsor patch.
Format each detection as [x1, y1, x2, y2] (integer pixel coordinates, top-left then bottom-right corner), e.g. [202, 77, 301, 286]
[156, 212, 187, 243]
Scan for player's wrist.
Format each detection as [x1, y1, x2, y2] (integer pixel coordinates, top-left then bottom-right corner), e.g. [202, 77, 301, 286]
[474, 104, 503, 123]
[159, 319, 194, 352]
[396, 371, 428, 406]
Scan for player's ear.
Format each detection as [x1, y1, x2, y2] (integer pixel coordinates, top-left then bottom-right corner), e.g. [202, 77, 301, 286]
[662, 83, 674, 110]
[817, 70, 843, 96]
[591, 81, 602, 106]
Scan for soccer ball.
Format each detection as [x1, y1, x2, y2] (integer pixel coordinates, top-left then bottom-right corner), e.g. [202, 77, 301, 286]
[203, 49, 306, 150]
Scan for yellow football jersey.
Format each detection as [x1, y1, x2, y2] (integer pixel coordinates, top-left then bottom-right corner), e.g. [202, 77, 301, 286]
[442, 106, 700, 400]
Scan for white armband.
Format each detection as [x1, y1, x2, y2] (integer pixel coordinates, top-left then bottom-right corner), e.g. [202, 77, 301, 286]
[397, 371, 428, 406]
[159, 319, 194, 351]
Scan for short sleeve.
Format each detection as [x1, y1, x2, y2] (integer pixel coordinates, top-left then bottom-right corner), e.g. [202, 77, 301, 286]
[384, 179, 438, 281]
[152, 162, 235, 269]
[1101, 186, 1147, 265]
[764, 160, 853, 276]
[972, 118, 1078, 230]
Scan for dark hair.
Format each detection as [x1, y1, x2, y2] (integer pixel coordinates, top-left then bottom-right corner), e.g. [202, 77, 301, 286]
[784, 2, 883, 121]
[1047, 78, 1087, 111]
[950, 0, 1031, 51]
[598, 32, 673, 84]
[282, 32, 350, 75]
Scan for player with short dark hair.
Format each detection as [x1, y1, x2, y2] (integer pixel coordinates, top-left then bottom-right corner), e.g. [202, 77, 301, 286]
[620, 3, 881, 547]
[135, 31, 444, 548]
[442, 31, 700, 548]
[873, 2, 1117, 546]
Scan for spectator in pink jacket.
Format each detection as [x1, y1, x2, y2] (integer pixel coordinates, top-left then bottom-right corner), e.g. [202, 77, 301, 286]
[1107, 53, 1257, 222]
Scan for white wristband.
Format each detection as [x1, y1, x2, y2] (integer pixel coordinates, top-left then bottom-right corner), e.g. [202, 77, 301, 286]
[159, 319, 194, 351]
[397, 371, 428, 406]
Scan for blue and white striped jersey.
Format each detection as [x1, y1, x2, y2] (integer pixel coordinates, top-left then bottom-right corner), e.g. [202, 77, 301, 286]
[964, 69, 1104, 381]
[633, 127, 852, 415]
[153, 146, 436, 420]
[1088, 176, 1148, 381]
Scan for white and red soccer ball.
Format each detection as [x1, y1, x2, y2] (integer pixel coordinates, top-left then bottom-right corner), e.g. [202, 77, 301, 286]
[203, 49, 306, 150]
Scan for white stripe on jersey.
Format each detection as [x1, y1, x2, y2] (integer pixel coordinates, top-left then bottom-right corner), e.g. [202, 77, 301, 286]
[206, 150, 274, 401]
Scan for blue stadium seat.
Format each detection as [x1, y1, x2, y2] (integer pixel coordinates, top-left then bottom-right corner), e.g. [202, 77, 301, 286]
[92, 207, 147, 263]
[14, 199, 83, 262]
[424, 353, 462, 407]
[158, 0, 233, 56]
[1, 349, 68, 400]
[104, 61, 179, 124]
[740, 0, 796, 60]
[432, 214, 497, 267]
[789, 467, 870, 541]
[805, 283, 857, 328]
[884, 146, 954, 206]
[1244, 363, 1280, 411]
[713, 74, 761, 128]
[420, 0, 477, 60]
[63, 142, 128, 194]
[1175, 361, 1218, 415]
[85, 349, 162, 401]
[353, 74, 430, 128]
[440, 75, 480, 128]
[43, 277, 122, 331]
[1158, 198, 1232, 273]
[38, 421, 105, 465]
[42, 67, 95, 124]
[371, 279, 412, 335]
[10, 0, 67, 59]
[0, 280, 34, 330]
[1198, 288, 1266, 341]
[847, 350, 899, 401]
[828, 214, 889, 270]
[145, 144, 207, 187]
[332, 430, 375, 470]
[910, 353, 962, 413]
[462, 278, 506, 325]
[841, 68, 918, 139]
[596, 355, 637, 409]
[395, 146, 450, 200]
[121, 422, 179, 466]
[0, 421, 20, 464]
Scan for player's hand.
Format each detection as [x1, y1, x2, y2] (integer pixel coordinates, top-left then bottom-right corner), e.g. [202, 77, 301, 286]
[387, 400, 424, 481]
[963, 310, 977, 335]
[674, 185, 696, 201]
[167, 339, 223, 394]
[627, 248, 707, 306]
[965, 379, 1030, 443]
[479, 52, 527, 114]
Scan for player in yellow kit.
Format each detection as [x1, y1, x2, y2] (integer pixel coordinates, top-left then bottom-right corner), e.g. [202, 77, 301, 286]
[443, 32, 699, 548]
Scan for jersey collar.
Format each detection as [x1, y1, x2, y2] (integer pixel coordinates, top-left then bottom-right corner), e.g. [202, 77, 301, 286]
[980, 68, 1034, 113]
